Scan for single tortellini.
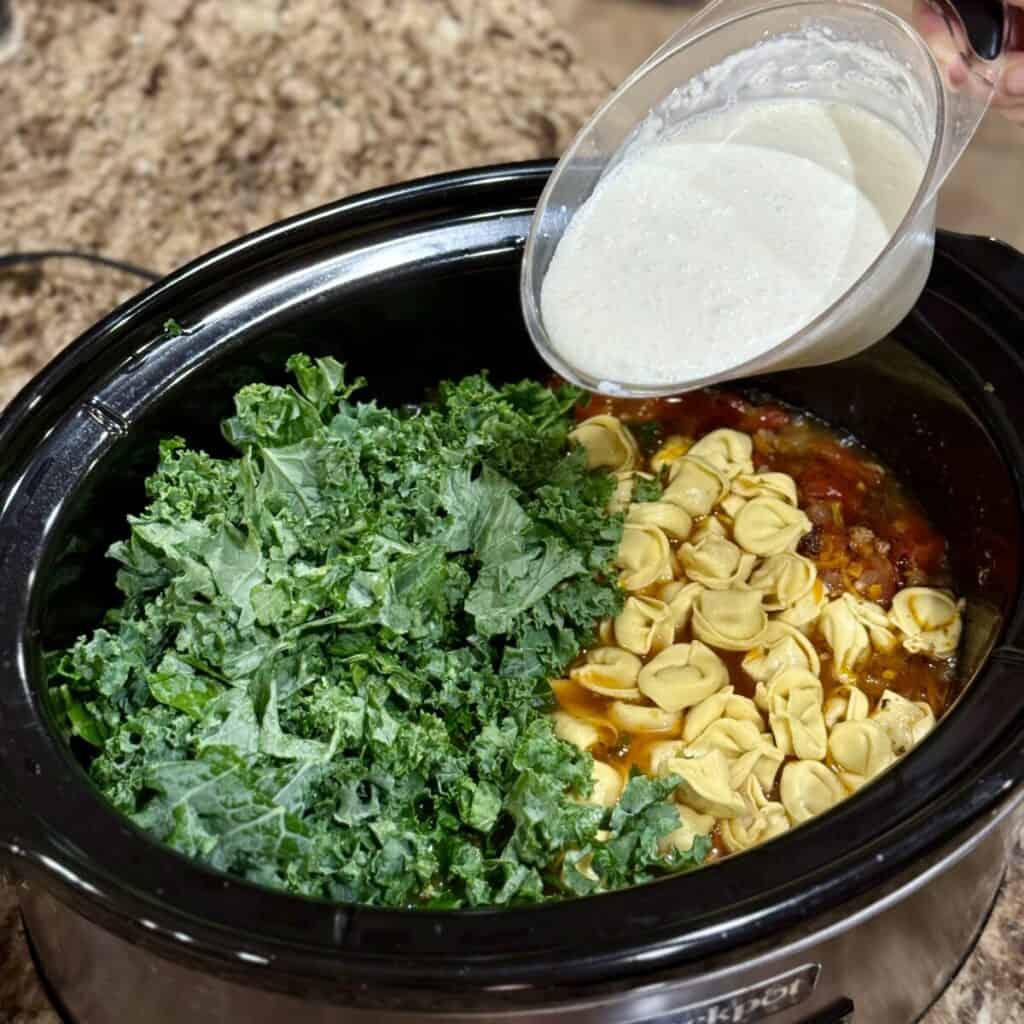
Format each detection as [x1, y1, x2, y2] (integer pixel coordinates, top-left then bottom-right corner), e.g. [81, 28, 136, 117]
[552, 711, 600, 751]
[732, 470, 799, 506]
[726, 693, 765, 727]
[777, 579, 828, 632]
[780, 760, 845, 824]
[627, 500, 694, 541]
[688, 428, 755, 480]
[682, 687, 766, 745]
[679, 535, 757, 590]
[647, 739, 687, 777]
[871, 689, 937, 755]
[650, 435, 693, 473]
[745, 553, 817, 612]
[657, 580, 704, 634]
[729, 742, 786, 793]
[743, 621, 822, 684]
[569, 415, 638, 472]
[614, 596, 674, 657]
[659, 803, 715, 855]
[607, 700, 682, 735]
[663, 455, 728, 518]
[584, 761, 624, 808]
[608, 470, 654, 515]
[689, 515, 729, 543]
[889, 587, 963, 658]
[682, 686, 735, 743]
[550, 680, 618, 747]
[733, 497, 812, 557]
[571, 647, 643, 700]
[692, 590, 769, 651]
[828, 719, 895, 792]
[719, 492, 748, 519]
[616, 523, 675, 591]
[686, 718, 764, 760]
[765, 667, 828, 761]
[638, 641, 728, 712]
[666, 749, 747, 818]
[720, 797, 790, 852]
[819, 593, 898, 680]
[823, 684, 870, 730]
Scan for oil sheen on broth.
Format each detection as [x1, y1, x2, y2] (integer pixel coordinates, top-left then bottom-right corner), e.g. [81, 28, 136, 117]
[540, 99, 926, 387]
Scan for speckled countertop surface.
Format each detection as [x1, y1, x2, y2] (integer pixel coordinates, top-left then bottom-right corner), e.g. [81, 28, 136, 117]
[0, 2, 1021, 1022]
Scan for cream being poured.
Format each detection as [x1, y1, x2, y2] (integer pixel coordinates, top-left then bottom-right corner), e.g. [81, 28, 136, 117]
[539, 99, 926, 388]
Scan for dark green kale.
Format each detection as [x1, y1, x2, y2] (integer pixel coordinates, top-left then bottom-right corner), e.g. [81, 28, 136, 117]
[48, 355, 707, 906]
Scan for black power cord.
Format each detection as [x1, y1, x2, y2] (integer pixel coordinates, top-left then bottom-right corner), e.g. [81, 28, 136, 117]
[0, 249, 161, 283]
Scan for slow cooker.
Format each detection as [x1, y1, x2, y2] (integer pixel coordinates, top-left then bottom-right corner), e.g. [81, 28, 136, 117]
[0, 163, 1021, 1024]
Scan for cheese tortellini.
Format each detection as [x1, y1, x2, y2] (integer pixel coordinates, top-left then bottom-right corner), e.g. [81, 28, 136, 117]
[828, 719, 894, 792]
[732, 470, 799, 506]
[780, 760, 845, 823]
[823, 684, 870, 729]
[692, 590, 768, 651]
[745, 553, 817, 612]
[663, 456, 728, 517]
[585, 761, 625, 808]
[666, 749, 747, 818]
[569, 415, 638, 472]
[638, 641, 728, 712]
[871, 690, 936, 754]
[650, 435, 692, 473]
[616, 523, 675, 591]
[733, 497, 812, 556]
[614, 596, 674, 657]
[679, 535, 757, 590]
[743, 621, 821, 684]
[549, 415, 960, 863]
[571, 647, 643, 699]
[819, 593, 897, 681]
[777, 579, 828, 631]
[552, 711, 600, 751]
[889, 587, 962, 658]
[627, 500, 694, 541]
[659, 804, 715, 855]
[658, 580, 704, 634]
[607, 700, 681, 735]
[720, 792, 790, 852]
[683, 686, 736, 743]
[688, 429, 754, 480]
[763, 668, 828, 761]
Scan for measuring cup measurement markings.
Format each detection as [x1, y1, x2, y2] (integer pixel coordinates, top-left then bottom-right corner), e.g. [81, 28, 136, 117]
[522, 0, 1016, 398]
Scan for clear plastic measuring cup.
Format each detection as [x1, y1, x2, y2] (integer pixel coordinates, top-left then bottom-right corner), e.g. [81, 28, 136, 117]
[521, 0, 1017, 397]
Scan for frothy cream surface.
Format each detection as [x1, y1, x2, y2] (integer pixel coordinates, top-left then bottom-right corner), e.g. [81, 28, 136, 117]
[540, 100, 925, 388]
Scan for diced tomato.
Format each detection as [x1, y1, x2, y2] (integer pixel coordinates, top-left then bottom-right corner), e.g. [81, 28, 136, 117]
[851, 552, 898, 605]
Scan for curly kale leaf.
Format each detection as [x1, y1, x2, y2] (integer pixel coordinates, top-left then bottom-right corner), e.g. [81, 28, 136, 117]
[48, 357, 709, 906]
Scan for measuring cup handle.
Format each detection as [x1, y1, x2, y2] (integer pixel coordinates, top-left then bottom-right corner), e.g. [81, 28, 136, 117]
[932, 0, 1015, 61]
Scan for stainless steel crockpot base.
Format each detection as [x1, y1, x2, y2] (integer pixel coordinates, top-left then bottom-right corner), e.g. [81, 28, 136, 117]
[0, 165, 1022, 1022]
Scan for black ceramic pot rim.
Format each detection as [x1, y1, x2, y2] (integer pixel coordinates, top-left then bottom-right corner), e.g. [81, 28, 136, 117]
[0, 163, 1023, 993]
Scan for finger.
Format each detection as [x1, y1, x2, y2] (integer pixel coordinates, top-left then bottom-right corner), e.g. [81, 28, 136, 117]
[993, 53, 1024, 108]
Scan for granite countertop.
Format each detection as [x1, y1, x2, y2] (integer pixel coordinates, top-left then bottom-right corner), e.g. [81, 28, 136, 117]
[0, 2, 1021, 1021]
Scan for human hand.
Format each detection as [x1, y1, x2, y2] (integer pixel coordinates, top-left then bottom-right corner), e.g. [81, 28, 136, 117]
[912, 0, 1024, 123]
